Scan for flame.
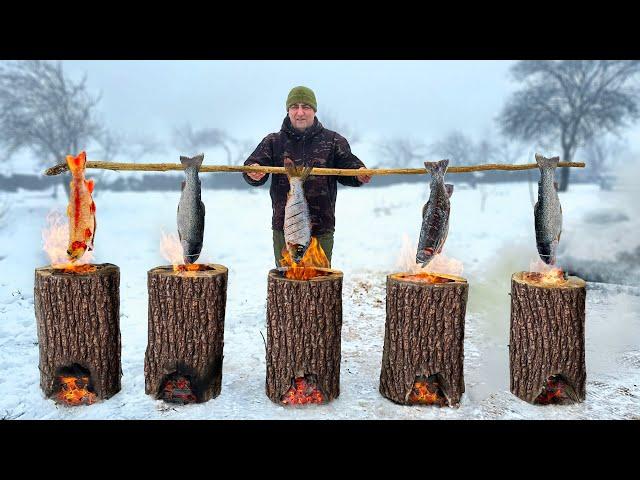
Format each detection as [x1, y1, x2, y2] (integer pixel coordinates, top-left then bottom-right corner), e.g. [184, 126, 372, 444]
[281, 376, 324, 405]
[42, 211, 95, 272]
[56, 376, 97, 406]
[159, 230, 210, 274]
[408, 376, 447, 406]
[280, 237, 330, 280]
[534, 375, 572, 405]
[395, 234, 463, 283]
[524, 259, 567, 286]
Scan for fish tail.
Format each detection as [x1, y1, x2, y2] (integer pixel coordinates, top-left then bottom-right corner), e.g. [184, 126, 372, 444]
[66, 151, 86, 175]
[180, 153, 205, 170]
[535, 154, 559, 171]
[424, 159, 449, 177]
[283, 157, 310, 180]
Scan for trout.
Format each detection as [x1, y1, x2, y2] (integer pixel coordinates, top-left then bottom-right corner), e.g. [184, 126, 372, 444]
[534, 154, 562, 265]
[66, 151, 96, 261]
[177, 154, 206, 264]
[283, 157, 313, 263]
[416, 159, 454, 267]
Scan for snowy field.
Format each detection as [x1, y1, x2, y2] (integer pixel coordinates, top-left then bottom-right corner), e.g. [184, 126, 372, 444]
[0, 179, 639, 419]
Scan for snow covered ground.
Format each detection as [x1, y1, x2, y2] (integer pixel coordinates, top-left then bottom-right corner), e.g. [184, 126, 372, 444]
[0, 179, 639, 419]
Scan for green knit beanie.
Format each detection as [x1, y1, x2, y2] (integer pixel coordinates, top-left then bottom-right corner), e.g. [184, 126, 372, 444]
[286, 86, 317, 112]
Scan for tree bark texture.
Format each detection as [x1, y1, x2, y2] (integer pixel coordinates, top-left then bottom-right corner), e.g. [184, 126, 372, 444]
[34, 264, 121, 400]
[509, 272, 586, 404]
[265, 268, 343, 404]
[145, 265, 227, 403]
[379, 273, 468, 407]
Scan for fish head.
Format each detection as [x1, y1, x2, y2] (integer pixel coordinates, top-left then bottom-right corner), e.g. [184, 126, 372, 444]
[288, 243, 308, 264]
[536, 242, 557, 265]
[67, 241, 87, 261]
[182, 242, 202, 265]
[416, 246, 436, 266]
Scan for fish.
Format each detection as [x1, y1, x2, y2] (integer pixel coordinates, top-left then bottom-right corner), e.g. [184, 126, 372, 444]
[177, 154, 206, 264]
[534, 154, 562, 265]
[66, 151, 96, 261]
[416, 159, 453, 267]
[283, 157, 313, 263]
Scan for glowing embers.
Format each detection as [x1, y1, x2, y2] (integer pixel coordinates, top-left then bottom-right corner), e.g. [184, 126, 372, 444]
[174, 263, 214, 273]
[397, 272, 456, 284]
[524, 259, 568, 287]
[407, 375, 448, 406]
[54, 364, 97, 406]
[159, 373, 198, 405]
[534, 375, 577, 405]
[280, 237, 330, 280]
[281, 375, 325, 406]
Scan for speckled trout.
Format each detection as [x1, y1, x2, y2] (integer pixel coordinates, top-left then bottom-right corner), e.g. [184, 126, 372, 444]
[534, 154, 562, 265]
[416, 159, 454, 267]
[66, 151, 96, 261]
[283, 157, 313, 263]
[177, 154, 205, 264]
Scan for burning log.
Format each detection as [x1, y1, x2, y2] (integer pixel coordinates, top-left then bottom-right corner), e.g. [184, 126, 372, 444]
[379, 272, 468, 407]
[265, 267, 343, 404]
[145, 264, 227, 403]
[509, 271, 586, 404]
[34, 263, 121, 403]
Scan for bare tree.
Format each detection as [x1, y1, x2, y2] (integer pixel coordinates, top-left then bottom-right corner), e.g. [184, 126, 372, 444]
[581, 135, 628, 189]
[0, 60, 107, 196]
[498, 60, 640, 191]
[429, 130, 476, 166]
[319, 110, 361, 145]
[172, 123, 237, 164]
[375, 137, 429, 168]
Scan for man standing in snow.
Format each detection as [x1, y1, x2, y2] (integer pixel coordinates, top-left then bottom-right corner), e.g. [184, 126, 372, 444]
[243, 86, 371, 266]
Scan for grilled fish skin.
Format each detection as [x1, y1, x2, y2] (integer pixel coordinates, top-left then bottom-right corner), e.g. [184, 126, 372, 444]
[66, 151, 96, 261]
[283, 157, 313, 263]
[416, 159, 453, 267]
[177, 154, 205, 264]
[534, 154, 562, 265]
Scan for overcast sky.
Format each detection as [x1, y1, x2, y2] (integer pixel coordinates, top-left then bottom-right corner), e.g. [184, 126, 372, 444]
[6, 60, 640, 172]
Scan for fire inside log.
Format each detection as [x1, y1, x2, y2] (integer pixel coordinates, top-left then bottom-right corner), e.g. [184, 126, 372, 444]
[510, 272, 586, 404]
[54, 364, 97, 406]
[281, 375, 325, 405]
[34, 264, 121, 402]
[379, 272, 468, 407]
[266, 268, 343, 404]
[145, 264, 228, 403]
[408, 374, 448, 406]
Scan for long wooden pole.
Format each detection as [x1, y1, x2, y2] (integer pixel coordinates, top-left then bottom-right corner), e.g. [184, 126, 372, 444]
[44, 160, 585, 177]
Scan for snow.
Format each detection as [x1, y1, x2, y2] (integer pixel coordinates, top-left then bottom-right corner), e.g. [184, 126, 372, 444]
[0, 181, 639, 419]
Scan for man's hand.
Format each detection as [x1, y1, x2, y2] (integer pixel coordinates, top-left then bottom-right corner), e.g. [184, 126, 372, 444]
[356, 167, 371, 184]
[246, 162, 266, 181]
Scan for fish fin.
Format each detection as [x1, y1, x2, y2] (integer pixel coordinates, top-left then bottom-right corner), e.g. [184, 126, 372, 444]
[181, 181, 186, 191]
[424, 159, 449, 176]
[535, 153, 559, 170]
[201, 201, 205, 217]
[66, 151, 86, 173]
[180, 154, 204, 169]
[92, 216, 97, 248]
[445, 184, 454, 198]
[85, 179, 94, 193]
[300, 165, 313, 182]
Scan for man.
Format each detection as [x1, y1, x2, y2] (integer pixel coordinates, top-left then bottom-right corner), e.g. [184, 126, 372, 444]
[243, 86, 371, 266]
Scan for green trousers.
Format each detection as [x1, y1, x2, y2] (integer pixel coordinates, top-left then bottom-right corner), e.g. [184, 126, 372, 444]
[272, 229, 334, 267]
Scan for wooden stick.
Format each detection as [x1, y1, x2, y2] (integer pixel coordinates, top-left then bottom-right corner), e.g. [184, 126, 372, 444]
[44, 160, 586, 177]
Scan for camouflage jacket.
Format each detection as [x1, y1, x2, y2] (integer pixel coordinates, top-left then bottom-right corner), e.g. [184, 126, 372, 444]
[243, 116, 366, 235]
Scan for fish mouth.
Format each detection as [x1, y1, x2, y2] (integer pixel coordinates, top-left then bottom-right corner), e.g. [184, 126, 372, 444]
[416, 247, 435, 265]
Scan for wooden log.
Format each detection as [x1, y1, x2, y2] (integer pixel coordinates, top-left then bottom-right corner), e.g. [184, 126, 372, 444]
[34, 263, 121, 400]
[145, 264, 227, 403]
[379, 273, 468, 407]
[509, 272, 587, 404]
[265, 268, 343, 404]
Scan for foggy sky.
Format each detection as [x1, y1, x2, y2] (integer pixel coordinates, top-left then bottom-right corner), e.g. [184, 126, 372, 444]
[7, 60, 640, 171]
